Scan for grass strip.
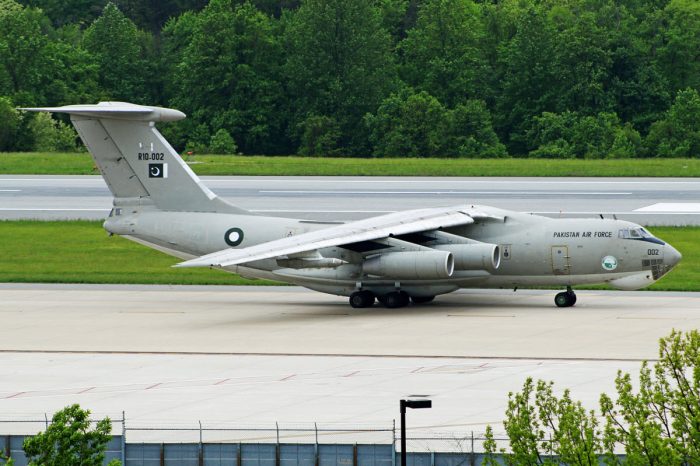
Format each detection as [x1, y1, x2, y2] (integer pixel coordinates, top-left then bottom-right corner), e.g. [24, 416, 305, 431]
[0, 220, 275, 285]
[1, 153, 699, 177]
[0, 221, 696, 290]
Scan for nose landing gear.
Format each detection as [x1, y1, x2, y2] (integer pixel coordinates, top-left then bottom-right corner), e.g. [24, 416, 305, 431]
[555, 287, 577, 308]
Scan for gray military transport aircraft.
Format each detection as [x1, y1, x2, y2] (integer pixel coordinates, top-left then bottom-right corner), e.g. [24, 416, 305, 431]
[23, 102, 682, 308]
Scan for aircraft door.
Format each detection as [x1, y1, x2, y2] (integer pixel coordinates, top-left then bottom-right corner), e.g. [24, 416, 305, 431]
[551, 246, 570, 275]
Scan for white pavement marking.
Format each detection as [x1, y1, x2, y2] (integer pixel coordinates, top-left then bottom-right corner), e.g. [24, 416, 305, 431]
[261, 190, 632, 195]
[0, 208, 108, 211]
[635, 203, 700, 212]
[0, 190, 20, 192]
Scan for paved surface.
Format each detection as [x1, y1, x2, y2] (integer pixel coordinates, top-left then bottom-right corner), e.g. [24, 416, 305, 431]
[1, 175, 699, 225]
[1, 284, 698, 438]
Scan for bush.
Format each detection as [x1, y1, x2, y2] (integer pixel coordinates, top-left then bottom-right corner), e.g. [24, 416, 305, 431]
[28, 112, 79, 152]
[209, 128, 237, 154]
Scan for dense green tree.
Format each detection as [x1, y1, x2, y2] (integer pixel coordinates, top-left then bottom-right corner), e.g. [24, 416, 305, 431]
[365, 89, 505, 157]
[495, 5, 558, 155]
[366, 90, 447, 157]
[0, 0, 51, 105]
[445, 100, 507, 158]
[645, 88, 700, 157]
[19, 0, 105, 27]
[298, 114, 342, 156]
[0, 96, 21, 151]
[549, 7, 613, 116]
[174, 0, 286, 154]
[112, 0, 207, 32]
[83, 2, 153, 103]
[595, 0, 670, 132]
[283, 0, 398, 154]
[656, 0, 700, 93]
[528, 111, 641, 158]
[43, 31, 101, 106]
[23, 404, 120, 466]
[400, 0, 486, 108]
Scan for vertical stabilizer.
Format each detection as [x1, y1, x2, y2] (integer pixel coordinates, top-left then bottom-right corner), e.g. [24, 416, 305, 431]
[21, 102, 248, 214]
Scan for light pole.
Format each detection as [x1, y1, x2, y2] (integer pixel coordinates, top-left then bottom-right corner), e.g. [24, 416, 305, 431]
[400, 399, 432, 466]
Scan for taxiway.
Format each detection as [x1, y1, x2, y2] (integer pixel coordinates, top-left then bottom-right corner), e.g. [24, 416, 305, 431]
[1, 284, 698, 439]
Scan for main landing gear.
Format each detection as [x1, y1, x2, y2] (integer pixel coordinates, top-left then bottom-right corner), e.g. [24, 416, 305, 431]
[348, 290, 436, 309]
[554, 287, 577, 308]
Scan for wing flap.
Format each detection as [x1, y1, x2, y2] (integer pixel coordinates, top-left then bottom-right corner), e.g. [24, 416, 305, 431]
[176, 205, 477, 268]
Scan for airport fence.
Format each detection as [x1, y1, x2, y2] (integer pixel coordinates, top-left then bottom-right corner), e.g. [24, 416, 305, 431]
[0, 416, 510, 466]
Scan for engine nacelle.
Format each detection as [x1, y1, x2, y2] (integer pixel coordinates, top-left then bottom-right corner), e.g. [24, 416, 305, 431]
[432, 243, 500, 271]
[363, 251, 454, 280]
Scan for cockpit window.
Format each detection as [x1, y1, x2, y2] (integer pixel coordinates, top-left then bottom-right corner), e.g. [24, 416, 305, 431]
[619, 227, 660, 241]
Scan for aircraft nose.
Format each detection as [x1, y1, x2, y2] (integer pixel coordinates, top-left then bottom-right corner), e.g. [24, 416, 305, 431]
[665, 244, 682, 268]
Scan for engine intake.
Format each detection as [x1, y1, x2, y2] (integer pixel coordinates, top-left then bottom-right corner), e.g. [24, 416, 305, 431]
[432, 243, 501, 271]
[363, 251, 454, 280]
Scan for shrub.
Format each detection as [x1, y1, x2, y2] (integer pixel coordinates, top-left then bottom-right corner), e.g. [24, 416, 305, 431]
[209, 128, 237, 154]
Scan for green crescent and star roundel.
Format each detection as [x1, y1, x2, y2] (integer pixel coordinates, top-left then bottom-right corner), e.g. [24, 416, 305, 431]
[601, 255, 618, 271]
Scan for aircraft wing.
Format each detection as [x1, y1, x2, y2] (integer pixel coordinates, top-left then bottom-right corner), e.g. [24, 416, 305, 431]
[175, 205, 490, 268]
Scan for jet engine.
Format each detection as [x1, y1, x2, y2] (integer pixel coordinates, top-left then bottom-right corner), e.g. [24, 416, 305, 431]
[432, 243, 500, 271]
[363, 251, 454, 279]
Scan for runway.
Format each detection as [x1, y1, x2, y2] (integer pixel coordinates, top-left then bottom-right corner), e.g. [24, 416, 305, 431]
[1, 284, 698, 438]
[1, 175, 699, 225]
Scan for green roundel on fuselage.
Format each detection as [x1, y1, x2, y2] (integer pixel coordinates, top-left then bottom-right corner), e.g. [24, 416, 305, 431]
[602, 255, 618, 271]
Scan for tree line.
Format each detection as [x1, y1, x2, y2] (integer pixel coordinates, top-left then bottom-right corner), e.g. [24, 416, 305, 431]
[1, 0, 700, 157]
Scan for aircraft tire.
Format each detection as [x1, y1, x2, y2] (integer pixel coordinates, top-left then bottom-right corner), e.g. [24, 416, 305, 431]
[382, 291, 410, 309]
[349, 290, 375, 308]
[411, 295, 435, 304]
[554, 291, 576, 308]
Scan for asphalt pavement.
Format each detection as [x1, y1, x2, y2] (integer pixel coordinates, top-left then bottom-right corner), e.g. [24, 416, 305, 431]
[1, 175, 699, 225]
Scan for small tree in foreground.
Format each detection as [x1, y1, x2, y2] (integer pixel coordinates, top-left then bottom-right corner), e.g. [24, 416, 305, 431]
[484, 330, 700, 465]
[23, 404, 120, 466]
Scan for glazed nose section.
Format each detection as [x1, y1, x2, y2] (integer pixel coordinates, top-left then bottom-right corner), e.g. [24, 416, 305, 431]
[665, 244, 682, 268]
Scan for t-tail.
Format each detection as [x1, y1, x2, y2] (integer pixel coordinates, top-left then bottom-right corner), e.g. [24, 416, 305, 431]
[21, 102, 248, 215]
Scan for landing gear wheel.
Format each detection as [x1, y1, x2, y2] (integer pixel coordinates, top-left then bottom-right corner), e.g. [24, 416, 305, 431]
[554, 290, 576, 308]
[381, 291, 410, 308]
[349, 290, 375, 308]
[411, 295, 435, 304]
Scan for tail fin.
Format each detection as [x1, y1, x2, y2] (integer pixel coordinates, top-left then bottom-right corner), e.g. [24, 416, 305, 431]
[21, 102, 248, 214]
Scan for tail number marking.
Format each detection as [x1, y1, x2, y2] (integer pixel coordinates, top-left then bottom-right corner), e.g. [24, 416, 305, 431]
[138, 152, 165, 161]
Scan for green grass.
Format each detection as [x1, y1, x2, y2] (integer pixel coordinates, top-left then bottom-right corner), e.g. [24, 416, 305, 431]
[645, 226, 700, 292]
[0, 220, 275, 285]
[2, 152, 700, 177]
[0, 221, 697, 290]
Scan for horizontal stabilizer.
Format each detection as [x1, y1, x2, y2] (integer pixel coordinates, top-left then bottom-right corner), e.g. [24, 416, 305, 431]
[20, 102, 185, 122]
